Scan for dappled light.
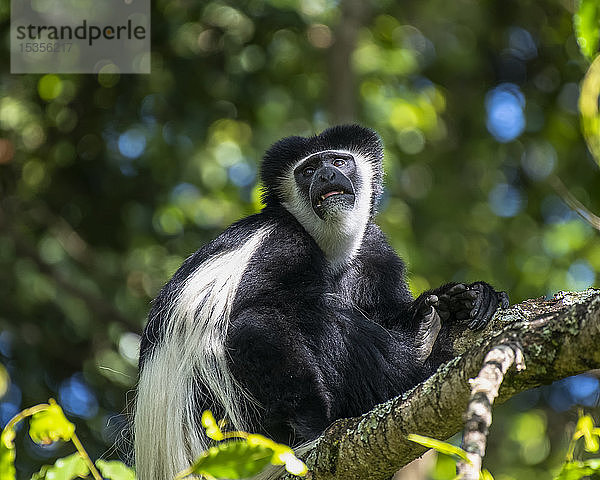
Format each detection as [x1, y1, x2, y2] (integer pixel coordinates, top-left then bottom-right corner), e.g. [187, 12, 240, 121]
[0, 0, 599, 479]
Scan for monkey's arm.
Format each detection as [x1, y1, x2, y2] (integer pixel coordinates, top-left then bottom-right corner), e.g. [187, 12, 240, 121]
[348, 225, 509, 363]
[226, 303, 425, 445]
[227, 309, 335, 444]
[348, 225, 508, 327]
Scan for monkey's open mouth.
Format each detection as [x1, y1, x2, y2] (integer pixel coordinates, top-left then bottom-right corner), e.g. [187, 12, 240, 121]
[316, 190, 345, 207]
[313, 187, 355, 216]
[310, 174, 355, 218]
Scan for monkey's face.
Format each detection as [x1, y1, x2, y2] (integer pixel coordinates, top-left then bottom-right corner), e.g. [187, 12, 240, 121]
[293, 151, 357, 220]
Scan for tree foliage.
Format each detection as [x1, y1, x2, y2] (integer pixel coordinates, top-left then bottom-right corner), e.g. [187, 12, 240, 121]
[0, 0, 599, 478]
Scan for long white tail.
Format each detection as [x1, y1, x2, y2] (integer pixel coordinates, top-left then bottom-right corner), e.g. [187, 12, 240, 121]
[134, 226, 273, 480]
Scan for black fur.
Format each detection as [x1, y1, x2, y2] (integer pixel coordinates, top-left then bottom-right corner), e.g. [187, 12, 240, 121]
[138, 125, 508, 448]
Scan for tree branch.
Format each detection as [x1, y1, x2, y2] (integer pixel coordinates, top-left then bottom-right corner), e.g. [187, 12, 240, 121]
[457, 343, 525, 479]
[279, 289, 600, 480]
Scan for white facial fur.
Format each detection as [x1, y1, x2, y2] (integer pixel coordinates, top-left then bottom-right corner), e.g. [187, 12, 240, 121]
[279, 149, 374, 270]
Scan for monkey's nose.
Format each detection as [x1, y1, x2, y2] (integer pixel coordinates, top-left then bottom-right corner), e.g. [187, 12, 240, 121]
[318, 167, 336, 182]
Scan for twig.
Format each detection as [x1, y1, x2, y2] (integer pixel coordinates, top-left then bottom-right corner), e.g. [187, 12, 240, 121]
[456, 344, 525, 480]
[2, 400, 103, 480]
[71, 432, 104, 480]
[549, 175, 600, 231]
[3, 403, 51, 436]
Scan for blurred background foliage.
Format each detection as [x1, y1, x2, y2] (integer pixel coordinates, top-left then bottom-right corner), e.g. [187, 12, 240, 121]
[0, 0, 599, 478]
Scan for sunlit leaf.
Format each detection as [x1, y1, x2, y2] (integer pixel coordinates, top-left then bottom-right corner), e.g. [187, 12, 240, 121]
[30, 453, 89, 480]
[96, 459, 137, 480]
[580, 49, 600, 168]
[0, 363, 9, 398]
[0, 429, 16, 480]
[554, 459, 600, 480]
[247, 434, 307, 475]
[278, 452, 308, 476]
[574, 414, 600, 452]
[251, 433, 295, 451]
[480, 469, 495, 480]
[574, 0, 600, 61]
[575, 413, 595, 433]
[201, 410, 224, 441]
[190, 441, 272, 479]
[586, 459, 600, 469]
[407, 434, 471, 463]
[29, 400, 75, 445]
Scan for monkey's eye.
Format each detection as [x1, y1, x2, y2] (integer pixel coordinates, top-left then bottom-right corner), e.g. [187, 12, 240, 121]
[333, 158, 346, 168]
[303, 166, 315, 176]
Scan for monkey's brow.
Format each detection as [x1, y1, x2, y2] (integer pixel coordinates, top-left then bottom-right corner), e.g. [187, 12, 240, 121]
[323, 151, 353, 160]
[303, 150, 354, 162]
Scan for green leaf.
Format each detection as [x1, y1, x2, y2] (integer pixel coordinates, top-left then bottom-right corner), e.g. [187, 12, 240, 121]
[554, 460, 600, 480]
[0, 428, 16, 480]
[195, 412, 307, 477]
[480, 468, 495, 480]
[247, 433, 292, 462]
[96, 459, 137, 480]
[190, 441, 273, 479]
[201, 410, 224, 441]
[576, 415, 600, 452]
[575, 414, 595, 434]
[30, 453, 89, 480]
[246, 434, 307, 475]
[29, 400, 75, 445]
[277, 452, 307, 476]
[407, 434, 471, 463]
[579, 55, 600, 169]
[574, 0, 600, 61]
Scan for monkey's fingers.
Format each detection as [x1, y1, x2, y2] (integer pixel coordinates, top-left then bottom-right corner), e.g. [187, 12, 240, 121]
[499, 291, 510, 309]
[445, 284, 467, 295]
[454, 309, 472, 321]
[439, 290, 477, 312]
[467, 282, 508, 330]
[469, 295, 498, 329]
[425, 294, 439, 306]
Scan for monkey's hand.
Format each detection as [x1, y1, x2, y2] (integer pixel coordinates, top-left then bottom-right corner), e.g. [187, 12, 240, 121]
[436, 282, 509, 330]
[412, 293, 442, 362]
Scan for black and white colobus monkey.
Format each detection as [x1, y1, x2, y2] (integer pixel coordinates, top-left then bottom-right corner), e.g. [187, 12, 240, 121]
[134, 125, 509, 480]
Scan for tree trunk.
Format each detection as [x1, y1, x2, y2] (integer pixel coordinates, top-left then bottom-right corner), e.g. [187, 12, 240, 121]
[328, 0, 369, 124]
